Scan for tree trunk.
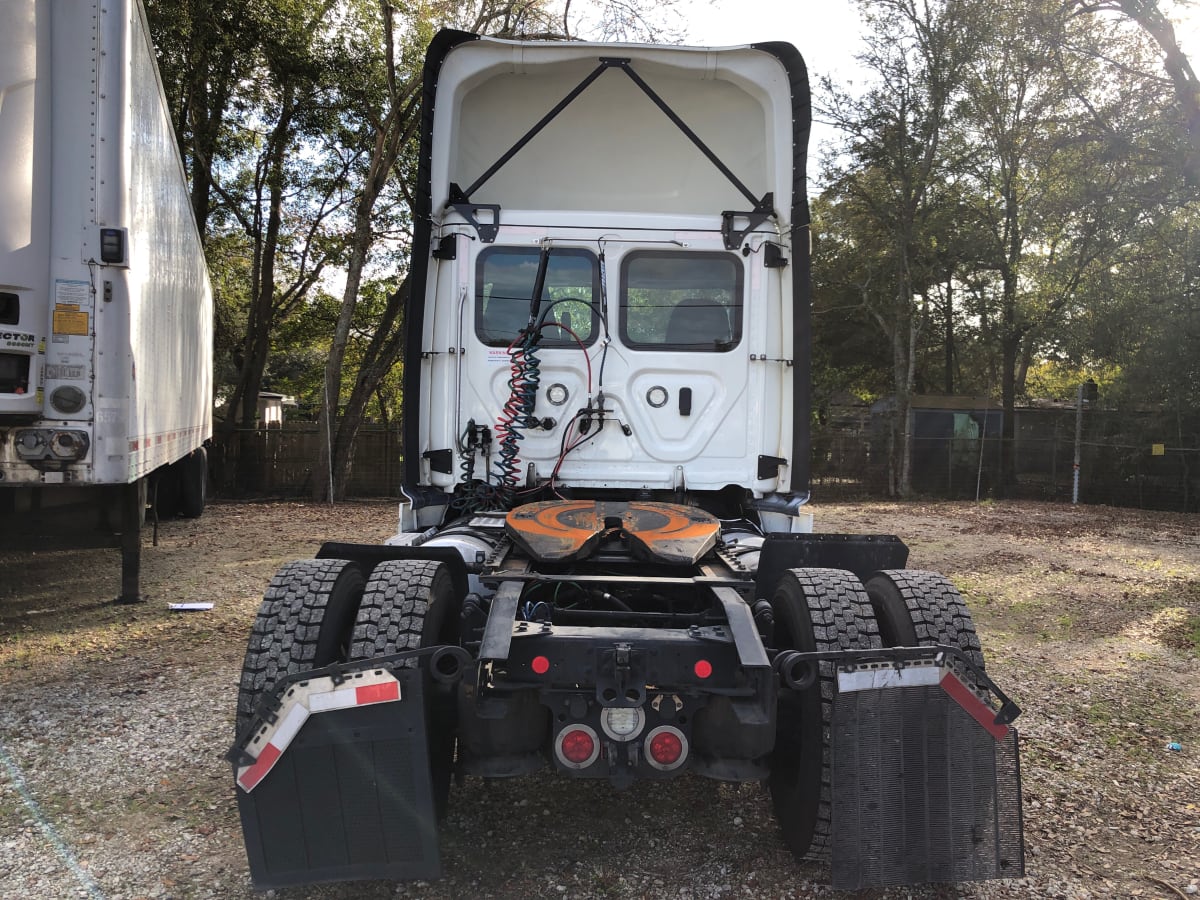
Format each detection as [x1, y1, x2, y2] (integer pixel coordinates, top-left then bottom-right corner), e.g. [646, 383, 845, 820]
[227, 82, 296, 493]
[892, 272, 917, 499]
[313, 201, 372, 501]
[329, 278, 411, 499]
[314, 1, 419, 501]
[998, 265, 1021, 497]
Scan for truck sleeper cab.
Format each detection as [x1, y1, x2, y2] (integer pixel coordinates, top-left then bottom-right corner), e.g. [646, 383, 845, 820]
[229, 30, 1024, 893]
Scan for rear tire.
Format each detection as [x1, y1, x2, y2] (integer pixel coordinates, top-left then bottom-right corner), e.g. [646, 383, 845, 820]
[768, 567, 881, 861]
[150, 466, 180, 520]
[178, 447, 207, 518]
[235, 558, 365, 734]
[864, 569, 984, 670]
[348, 559, 461, 817]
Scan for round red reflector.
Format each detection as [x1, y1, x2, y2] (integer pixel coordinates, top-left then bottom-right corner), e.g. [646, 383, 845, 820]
[560, 729, 595, 764]
[531, 655, 550, 674]
[693, 659, 713, 679]
[649, 730, 683, 766]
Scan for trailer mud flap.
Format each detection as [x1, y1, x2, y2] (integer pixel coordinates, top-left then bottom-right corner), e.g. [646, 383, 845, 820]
[830, 665, 1024, 889]
[233, 669, 440, 888]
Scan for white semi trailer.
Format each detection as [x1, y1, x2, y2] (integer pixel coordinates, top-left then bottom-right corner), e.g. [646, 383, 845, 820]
[0, 0, 213, 601]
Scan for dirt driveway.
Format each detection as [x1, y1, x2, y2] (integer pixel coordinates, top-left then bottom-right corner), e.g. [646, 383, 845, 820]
[1, 499, 1197, 899]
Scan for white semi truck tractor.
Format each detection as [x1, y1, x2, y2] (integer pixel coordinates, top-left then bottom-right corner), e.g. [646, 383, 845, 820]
[229, 31, 1023, 890]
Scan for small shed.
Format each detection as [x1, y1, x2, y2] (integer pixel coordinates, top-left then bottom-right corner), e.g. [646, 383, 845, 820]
[256, 392, 296, 428]
[870, 394, 1003, 496]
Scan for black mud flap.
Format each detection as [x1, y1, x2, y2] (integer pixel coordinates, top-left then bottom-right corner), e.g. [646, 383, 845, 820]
[829, 665, 1024, 889]
[233, 668, 440, 888]
[754, 534, 909, 594]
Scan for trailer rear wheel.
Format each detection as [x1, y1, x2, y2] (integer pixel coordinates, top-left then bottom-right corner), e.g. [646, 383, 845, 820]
[769, 567, 881, 861]
[178, 447, 207, 518]
[150, 466, 180, 520]
[864, 569, 984, 670]
[235, 558, 365, 733]
[348, 559, 461, 817]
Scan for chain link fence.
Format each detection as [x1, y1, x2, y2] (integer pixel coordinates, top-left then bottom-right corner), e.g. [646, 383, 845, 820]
[812, 404, 1200, 512]
[211, 408, 1200, 513]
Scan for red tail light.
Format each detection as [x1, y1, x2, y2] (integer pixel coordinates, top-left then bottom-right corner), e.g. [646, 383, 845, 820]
[562, 729, 594, 762]
[643, 725, 688, 771]
[554, 724, 600, 769]
[649, 731, 682, 764]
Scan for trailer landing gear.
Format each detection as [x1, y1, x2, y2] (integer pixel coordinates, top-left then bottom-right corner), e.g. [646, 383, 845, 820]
[115, 479, 147, 605]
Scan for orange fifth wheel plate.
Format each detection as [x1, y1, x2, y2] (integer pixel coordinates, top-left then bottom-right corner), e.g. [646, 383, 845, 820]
[505, 500, 720, 566]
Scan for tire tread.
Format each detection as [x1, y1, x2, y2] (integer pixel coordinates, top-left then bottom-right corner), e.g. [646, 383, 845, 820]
[871, 569, 984, 669]
[771, 567, 881, 860]
[349, 559, 446, 663]
[235, 558, 362, 732]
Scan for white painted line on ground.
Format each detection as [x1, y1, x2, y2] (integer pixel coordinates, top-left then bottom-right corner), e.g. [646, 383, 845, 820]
[0, 739, 106, 900]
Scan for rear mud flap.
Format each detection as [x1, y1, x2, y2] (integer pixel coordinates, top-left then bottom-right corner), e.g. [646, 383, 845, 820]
[233, 669, 440, 888]
[830, 665, 1024, 889]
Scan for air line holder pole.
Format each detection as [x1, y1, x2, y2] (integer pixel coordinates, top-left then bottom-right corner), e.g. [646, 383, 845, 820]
[1072, 382, 1083, 505]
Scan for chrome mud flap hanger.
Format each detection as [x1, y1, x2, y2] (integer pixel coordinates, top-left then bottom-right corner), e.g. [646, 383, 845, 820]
[447, 56, 775, 248]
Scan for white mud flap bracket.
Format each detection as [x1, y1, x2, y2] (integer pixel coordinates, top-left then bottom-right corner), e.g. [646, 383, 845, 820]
[229, 665, 441, 888]
[829, 657, 1025, 889]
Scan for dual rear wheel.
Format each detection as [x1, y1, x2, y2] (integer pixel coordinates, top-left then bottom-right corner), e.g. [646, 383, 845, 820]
[768, 567, 985, 861]
[235, 557, 461, 811]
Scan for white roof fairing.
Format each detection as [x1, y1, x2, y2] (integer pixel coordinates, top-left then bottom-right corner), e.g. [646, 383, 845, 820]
[431, 39, 796, 223]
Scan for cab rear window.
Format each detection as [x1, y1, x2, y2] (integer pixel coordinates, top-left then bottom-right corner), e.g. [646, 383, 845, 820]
[619, 251, 742, 351]
[476, 247, 599, 348]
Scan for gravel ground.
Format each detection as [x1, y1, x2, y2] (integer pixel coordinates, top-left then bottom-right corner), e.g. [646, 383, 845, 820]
[1, 499, 1198, 900]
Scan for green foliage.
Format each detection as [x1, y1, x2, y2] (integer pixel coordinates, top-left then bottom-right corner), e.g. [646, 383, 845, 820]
[1022, 361, 1120, 402]
[817, 0, 1197, 432]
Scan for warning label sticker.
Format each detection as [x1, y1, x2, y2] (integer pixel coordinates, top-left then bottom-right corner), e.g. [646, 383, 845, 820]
[54, 279, 91, 308]
[53, 308, 89, 336]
